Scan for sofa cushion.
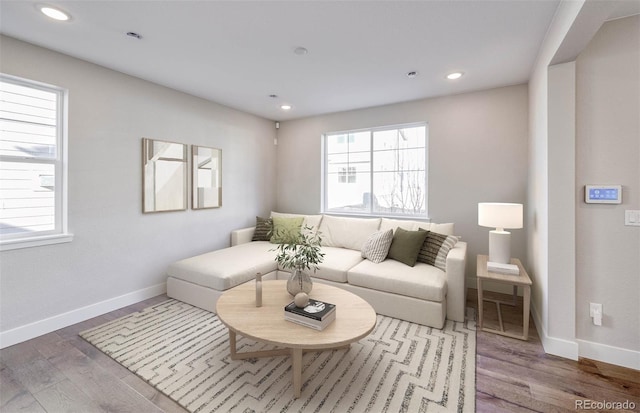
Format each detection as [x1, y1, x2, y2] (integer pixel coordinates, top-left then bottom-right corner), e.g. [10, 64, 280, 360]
[379, 218, 422, 233]
[361, 229, 394, 263]
[347, 259, 447, 302]
[379, 218, 454, 236]
[167, 241, 277, 291]
[318, 215, 381, 251]
[428, 222, 455, 236]
[309, 246, 364, 283]
[252, 216, 272, 241]
[387, 227, 428, 267]
[271, 212, 323, 236]
[270, 216, 304, 243]
[417, 230, 459, 271]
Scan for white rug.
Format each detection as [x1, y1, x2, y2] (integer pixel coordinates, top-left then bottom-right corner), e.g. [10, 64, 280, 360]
[80, 299, 475, 413]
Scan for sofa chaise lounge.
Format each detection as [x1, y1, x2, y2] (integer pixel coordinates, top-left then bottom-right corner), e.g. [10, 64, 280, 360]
[167, 213, 468, 328]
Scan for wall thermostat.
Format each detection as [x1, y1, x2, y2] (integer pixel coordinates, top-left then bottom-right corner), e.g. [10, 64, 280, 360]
[585, 185, 622, 204]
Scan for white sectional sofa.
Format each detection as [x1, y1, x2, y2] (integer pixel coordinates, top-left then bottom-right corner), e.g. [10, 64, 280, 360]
[167, 213, 467, 329]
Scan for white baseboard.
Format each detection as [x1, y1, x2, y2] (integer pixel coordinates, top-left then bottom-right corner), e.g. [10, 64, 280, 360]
[530, 300, 579, 361]
[464, 284, 637, 370]
[530, 302, 639, 370]
[0, 283, 166, 349]
[577, 339, 640, 371]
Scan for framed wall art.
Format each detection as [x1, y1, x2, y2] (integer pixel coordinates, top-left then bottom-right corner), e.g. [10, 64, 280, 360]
[192, 145, 222, 209]
[142, 138, 187, 213]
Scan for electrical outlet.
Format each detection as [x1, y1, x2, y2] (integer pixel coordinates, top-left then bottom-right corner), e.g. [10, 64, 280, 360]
[590, 303, 603, 326]
[625, 210, 640, 226]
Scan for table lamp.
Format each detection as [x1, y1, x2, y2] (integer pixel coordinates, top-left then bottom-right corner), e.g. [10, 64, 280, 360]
[478, 203, 523, 264]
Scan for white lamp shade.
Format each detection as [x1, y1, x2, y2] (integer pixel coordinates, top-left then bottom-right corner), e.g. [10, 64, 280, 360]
[478, 203, 523, 230]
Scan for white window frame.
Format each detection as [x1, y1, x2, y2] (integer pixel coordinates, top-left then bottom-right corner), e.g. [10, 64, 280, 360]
[321, 122, 428, 218]
[0, 74, 72, 251]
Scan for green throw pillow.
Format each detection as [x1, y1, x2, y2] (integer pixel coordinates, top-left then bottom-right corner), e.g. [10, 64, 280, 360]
[252, 216, 272, 241]
[387, 227, 428, 267]
[270, 216, 304, 244]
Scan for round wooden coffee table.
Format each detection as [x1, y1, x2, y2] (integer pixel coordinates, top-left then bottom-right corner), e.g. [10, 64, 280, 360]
[216, 280, 376, 398]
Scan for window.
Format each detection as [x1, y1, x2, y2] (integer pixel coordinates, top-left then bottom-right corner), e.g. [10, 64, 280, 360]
[323, 123, 427, 217]
[338, 166, 356, 184]
[0, 74, 72, 250]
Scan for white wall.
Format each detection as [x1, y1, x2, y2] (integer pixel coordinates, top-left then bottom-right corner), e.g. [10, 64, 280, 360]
[527, 0, 584, 360]
[575, 15, 640, 362]
[276, 85, 529, 285]
[0, 36, 277, 346]
[547, 62, 577, 345]
[529, 1, 640, 369]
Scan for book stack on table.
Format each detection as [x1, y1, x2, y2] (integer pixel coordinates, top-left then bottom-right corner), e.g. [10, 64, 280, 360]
[487, 261, 520, 275]
[284, 299, 336, 330]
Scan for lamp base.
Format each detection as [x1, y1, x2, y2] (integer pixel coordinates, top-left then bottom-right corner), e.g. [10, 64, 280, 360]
[489, 230, 511, 264]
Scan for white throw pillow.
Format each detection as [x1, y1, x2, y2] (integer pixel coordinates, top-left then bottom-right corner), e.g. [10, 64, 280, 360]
[361, 229, 394, 263]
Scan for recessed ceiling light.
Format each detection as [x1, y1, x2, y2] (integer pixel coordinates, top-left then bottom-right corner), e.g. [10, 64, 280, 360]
[406, 71, 418, 78]
[281, 105, 292, 110]
[293, 47, 308, 55]
[39, 6, 70, 21]
[446, 72, 464, 80]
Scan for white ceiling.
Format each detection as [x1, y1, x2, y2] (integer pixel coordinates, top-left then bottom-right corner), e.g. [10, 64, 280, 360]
[0, 1, 637, 121]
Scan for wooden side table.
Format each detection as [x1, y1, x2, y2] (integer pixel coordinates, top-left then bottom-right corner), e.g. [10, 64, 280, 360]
[477, 254, 532, 340]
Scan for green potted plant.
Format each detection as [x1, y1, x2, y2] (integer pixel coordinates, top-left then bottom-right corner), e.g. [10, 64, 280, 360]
[272, 226, 325, 296]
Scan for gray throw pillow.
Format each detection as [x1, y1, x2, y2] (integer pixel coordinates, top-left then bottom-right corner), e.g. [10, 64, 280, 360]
[361, 229, 394, 263]
[252, 216, 272, 241]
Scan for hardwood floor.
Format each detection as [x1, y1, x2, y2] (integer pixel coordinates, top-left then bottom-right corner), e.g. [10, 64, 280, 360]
[471, 289, 640, 413]
[0, 295, 188, 413]
[1, 291, 638, 412]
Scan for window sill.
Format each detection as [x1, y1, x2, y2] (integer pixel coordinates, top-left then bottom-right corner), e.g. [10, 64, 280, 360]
[0, 233, 74, 251]
[322, 211, 430, 221]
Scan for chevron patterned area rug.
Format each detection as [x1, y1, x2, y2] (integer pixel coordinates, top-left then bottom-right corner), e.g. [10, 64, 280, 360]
[80, 299, 475, 413]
